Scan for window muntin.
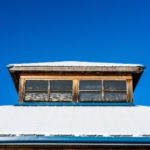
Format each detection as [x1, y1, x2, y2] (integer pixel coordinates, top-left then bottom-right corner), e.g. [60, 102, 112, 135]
[23, 78, 130, 103]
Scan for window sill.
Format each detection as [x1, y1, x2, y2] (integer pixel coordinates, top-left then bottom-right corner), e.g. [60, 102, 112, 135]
[17, 102, 134, 106]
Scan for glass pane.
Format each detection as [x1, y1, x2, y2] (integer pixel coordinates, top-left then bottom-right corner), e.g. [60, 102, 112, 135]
[79, 80, 102, 90]
[25, 80, 48, 91]
[79, 92, 102, 102]
[104, 80, 126, 91]
[104, 91, 127, 101]
[50, 92, 72, 102]
[51, 80, 72, 91]
[24, 92, 48, 101]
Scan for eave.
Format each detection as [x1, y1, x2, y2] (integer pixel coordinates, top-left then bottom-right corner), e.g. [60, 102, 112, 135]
[0, 136, 150, 146]
[8, 65, 145, 92]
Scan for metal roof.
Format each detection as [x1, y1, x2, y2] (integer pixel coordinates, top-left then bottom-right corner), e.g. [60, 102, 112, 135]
[0, 105, 150, 144]
[0, 106, 150, 137]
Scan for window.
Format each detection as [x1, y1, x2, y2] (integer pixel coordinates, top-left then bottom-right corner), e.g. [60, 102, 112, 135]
[24, 80, 48, 101]
[79, 80, 102, 102]
[22, 76, 132, 103]
[24, 80, 73, 102]
[103, 80, 127, 102]
[50, 80, 72, 102]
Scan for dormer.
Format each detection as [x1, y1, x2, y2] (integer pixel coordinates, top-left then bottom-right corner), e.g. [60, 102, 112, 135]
[7, 61, 144, 105]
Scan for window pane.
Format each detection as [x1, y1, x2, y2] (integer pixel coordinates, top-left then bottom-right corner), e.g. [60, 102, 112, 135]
[104, 80, 126, 91]
[79, 80, 102, 90]
[104, 91, 127, 101]
[24, 92, 48, 101]
[79, 92, 102, 102]
[50, 92, 72, 102]
[51, 80, 72, 91]
[25, 80, 48, 91]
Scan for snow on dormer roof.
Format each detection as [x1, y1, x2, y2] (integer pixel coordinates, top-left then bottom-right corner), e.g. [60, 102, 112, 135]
[7, 61, 144, 67]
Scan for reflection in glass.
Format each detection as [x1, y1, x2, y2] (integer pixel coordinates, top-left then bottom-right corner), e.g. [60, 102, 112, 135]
[104, 91, 127, 101]
[79, 92, 102, 102]
[50, 92, 72, 101]
[79, 80, 102, 90]
[104, 80, 126, 91]
[24, 92, 48, 101]
[51, 80, 72, 91]
[25, 80, 48, 91]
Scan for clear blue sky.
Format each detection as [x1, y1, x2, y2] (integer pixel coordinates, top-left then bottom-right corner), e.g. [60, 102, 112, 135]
[0, 0, 150, 105]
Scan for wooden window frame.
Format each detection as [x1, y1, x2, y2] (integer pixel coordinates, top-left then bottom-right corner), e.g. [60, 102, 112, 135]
[19, 75, 133, 103]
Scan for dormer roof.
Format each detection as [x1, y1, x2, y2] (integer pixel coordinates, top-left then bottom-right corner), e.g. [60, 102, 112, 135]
[7, 61, 145, 91]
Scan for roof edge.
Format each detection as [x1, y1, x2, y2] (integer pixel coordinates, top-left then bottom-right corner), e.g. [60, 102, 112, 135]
[7, 61, 145, 68]
[0, 136, 150, 145]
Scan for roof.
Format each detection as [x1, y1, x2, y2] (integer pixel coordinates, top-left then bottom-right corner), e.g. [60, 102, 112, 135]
[8, 61, 144, 72]
[0, 105, 150, 145]
[0, 105, 150, 136]
[7, 61, 145, 91]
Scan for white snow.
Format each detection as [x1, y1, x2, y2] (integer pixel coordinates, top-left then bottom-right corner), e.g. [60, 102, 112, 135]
[7, 61, 144, 67]
[0, 106, 150, 137]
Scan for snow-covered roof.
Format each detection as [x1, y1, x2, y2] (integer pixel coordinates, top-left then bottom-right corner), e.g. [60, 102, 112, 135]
[0, 106, 150, 137]
[7, 61, 144, 67]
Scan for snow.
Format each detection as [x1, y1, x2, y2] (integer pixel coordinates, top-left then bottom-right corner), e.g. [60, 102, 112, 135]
[7, 61, 144, 67]
[0, 106, 150, 137]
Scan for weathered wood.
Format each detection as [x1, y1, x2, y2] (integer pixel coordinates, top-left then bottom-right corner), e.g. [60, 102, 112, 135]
[9, 66, 144, 73]
[127, 78, 133, 103]
[19, 78, 25, 103]
[20, 75, 132, 80]
[73, 79, 78, 102]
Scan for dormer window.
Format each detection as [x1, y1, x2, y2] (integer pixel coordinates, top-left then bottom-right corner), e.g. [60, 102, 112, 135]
[7, 61, 144, 105]
[21, 76, 131, 103]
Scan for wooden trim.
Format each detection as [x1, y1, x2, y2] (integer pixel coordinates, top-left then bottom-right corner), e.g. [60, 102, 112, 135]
[73, 80, 78, 102]
[19, 78, 25, 103]
[47, 81, 50, 102]
[102, 80, 104, 102]
[127, 78, 133, 103]
[20, 75, 132, 80]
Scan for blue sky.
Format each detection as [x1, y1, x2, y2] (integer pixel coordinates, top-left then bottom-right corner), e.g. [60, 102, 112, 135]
[0, 0, 150, 105]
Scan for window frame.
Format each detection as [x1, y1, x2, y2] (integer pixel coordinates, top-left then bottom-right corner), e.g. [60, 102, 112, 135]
[19, 75, 133, 103]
